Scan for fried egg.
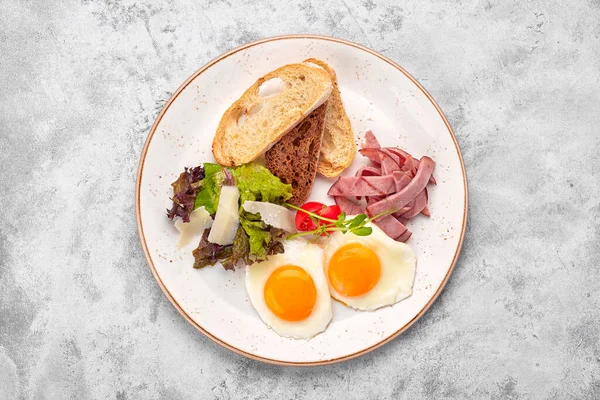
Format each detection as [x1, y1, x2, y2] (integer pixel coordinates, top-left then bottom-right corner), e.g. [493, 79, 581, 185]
[323, 222, 417, 311]
[245, 240, 332, 339]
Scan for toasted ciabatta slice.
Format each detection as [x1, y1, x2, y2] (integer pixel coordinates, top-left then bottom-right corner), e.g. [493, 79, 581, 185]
[212, 63, 333, 166]
[264, 102, 328, 206]
[304, 58, 355, 177]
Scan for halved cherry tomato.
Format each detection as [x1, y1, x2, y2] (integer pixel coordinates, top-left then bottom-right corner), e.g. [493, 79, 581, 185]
[295, 202, 324, 231]
[295, 202, 342, 235]
[319, 204, 342, 222]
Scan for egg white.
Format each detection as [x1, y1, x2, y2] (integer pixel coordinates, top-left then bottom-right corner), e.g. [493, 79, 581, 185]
[245, 240, 332, 339]
[323, 222, 417, 311]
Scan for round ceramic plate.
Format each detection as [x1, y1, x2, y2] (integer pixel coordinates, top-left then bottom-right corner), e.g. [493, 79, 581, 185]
[136, 35, 467, 365]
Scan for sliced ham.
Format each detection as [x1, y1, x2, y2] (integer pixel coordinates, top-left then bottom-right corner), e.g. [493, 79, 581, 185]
[363, 130, 381, 149]
[366, 195, 384, 206]
[359, 148, 382, 167]
[379, 148, 402, 166]
[393, 205, 412, 217]
[328, 131, 436, 243]
[400, 189, 428, 219]
[366, 156, 436, 218]
[395, 216, 409, 226]
[388, 148, 436, 185]
[397, 230, 412, 243]
[401, 155, 418, 172]
[374, 215, 407, 239]
[380, 157, 398, 175]
[356, 165, 381, 177]
[328, 174, 400, 197]
[334, 196, 363, 215]
[393, 172, 411, 192]
[354, 166, 382, 200]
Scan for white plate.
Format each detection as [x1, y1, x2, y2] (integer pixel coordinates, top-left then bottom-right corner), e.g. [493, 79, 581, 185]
[136, 35, 467, 365]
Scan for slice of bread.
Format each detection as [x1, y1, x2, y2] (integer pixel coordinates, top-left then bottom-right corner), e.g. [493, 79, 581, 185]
[264, 102, 328, 206]
[304, 59, 355, 177]
[212, 63, 333, 166]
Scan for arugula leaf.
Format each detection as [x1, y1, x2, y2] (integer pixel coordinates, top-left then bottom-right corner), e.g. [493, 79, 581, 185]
[194, 163, 225, 214]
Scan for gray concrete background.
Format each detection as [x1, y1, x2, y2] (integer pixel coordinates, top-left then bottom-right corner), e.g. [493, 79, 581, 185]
[1, 0, 599, 398]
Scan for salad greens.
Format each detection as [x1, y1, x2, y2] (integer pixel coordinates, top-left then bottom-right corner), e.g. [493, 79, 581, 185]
[193, 163, 225, 215]
[192, 229, 232, 269]
[232, 163, 293, 204]
[166, 166, 204, 222]
[171, 162, 292, 270]
[232, 163, 292, 260]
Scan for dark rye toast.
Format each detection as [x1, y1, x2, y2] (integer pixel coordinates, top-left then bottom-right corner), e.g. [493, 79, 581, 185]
[265, 102, 328, 206]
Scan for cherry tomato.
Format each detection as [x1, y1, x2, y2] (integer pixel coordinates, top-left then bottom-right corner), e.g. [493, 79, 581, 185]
[295, 202, 342, 235]
[295, 202, 324, 231]
[319, 204, 342, 221]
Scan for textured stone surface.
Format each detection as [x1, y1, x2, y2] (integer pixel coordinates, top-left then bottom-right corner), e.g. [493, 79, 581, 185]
[1, 0, 599, 398]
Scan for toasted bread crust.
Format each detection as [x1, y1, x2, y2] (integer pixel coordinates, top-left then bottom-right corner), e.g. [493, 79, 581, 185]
[264, 103, 328, 206]
[304, 58, 355, 177]
[212, 63, 332, 166]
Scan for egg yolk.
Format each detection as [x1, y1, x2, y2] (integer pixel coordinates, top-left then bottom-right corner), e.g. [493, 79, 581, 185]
[328, 243, 381, 297]
[264, 265, 317, 321]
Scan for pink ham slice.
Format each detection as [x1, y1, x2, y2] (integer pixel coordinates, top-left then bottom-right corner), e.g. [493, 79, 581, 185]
[354, 166, 382, 200]
[334, 196, 364, 215]
[388, 148, 436, 185]
[393, 205, 412, 217]
[329, 131, 436, 242]
[356, 165, 381, 177]
[387, 147, 411, 161]
[328, 175, 397, 197]
[328, 171, 410, 197]
[380, 157, 399, 175]
[363, 130, 381, 149]
[366, 156, 436, 218]
[359, 148, 382, 167]
[394, 173, 411, 192]
[399, 189, 428, 219]
[395, 216, 409, 226]
[374, 215, 407, 240]
[397, 230, 412, 242]
[401, 155, 418, 172]
[379, 149, 402, 175]
[366, 195, 384, 206]
[359, 148, 404, 175]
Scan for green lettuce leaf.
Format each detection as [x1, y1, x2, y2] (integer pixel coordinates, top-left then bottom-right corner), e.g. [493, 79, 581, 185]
[231, 164, 291, 259]
[239, 218, 271, 259]
[194, 163, 225, 214]
[231, 164, 293, 205]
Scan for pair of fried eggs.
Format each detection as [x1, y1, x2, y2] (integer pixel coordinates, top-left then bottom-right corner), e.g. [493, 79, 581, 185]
[245, 222, 417, 339]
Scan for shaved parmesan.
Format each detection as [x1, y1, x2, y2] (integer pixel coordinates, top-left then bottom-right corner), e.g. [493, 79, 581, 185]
[174, 207, 213, 249]
[208, 186, 240, 245]
[242, 201, 296, 233]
